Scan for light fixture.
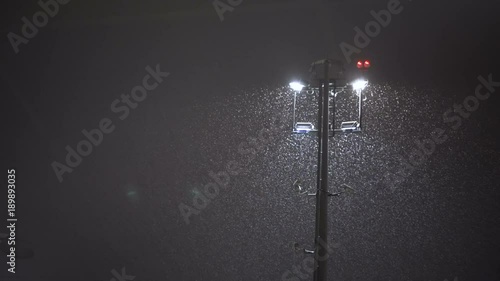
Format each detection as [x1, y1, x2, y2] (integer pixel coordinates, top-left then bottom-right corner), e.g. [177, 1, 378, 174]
[295, 122, 315, 134]
[356, 59, 371, 70]
[289, 81, 305, 92]
[352, 79, 368, 91]
[340, 121, 360, 132]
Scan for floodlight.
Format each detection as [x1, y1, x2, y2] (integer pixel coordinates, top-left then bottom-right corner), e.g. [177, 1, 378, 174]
[352, 79, 368, 91]
[340, 121, 360, 132]
[289, 81, 305, 92]
[295, 122, 315, 133]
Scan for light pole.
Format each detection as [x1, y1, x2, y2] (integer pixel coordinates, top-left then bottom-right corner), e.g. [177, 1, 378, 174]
[289, 59, 369, 281]
[313, 59, 331, 281]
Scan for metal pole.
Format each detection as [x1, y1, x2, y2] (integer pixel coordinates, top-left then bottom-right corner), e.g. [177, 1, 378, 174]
[313, 60, 331, 281]
[358, 88, 362, 130]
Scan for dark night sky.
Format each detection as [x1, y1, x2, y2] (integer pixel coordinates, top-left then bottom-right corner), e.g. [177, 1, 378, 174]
[2, 0, 500, 280]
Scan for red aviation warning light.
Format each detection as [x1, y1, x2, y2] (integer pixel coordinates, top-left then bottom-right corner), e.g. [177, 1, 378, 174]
[356, 59, 371, 70]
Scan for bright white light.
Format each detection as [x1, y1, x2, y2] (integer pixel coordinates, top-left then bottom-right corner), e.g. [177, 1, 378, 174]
[289, 81, 305, 92]
[352, 79, 368, 91]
